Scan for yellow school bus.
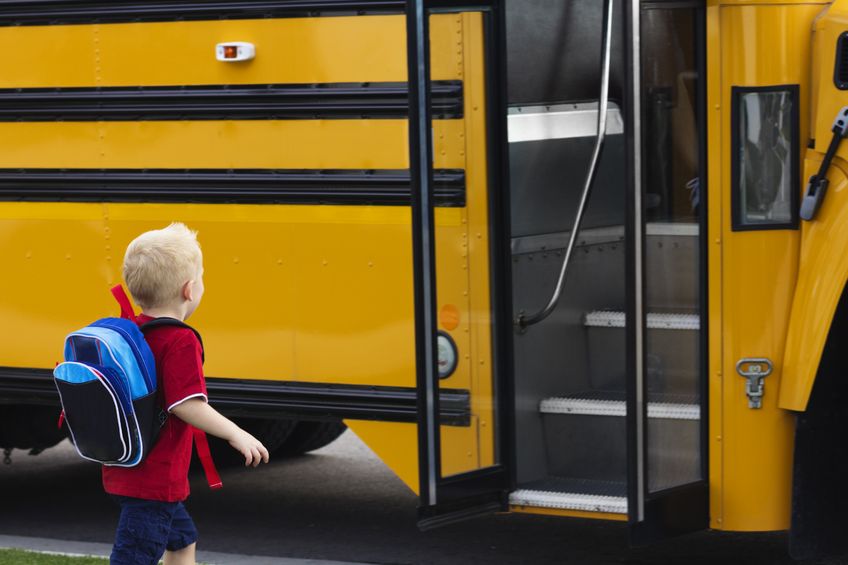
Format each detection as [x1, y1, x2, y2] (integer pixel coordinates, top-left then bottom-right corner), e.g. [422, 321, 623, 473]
[1, 0, 847, 557]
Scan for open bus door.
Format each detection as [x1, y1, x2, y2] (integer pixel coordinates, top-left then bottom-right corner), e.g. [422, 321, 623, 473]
[624, 0, 709, 544]
[408, 0, 708, 538]
[406, 0, 513, 529]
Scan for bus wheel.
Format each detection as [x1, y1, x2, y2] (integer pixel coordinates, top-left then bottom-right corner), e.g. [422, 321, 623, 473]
[206, 417, 297, 467]
[275, 421, 347, 457]
[0, 406, 66, 452]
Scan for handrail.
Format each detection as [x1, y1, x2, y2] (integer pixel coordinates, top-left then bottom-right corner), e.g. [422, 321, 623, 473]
[516, 0, 615, 330]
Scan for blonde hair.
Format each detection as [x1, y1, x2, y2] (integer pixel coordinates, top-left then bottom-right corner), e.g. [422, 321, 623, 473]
[122, 222, 203, 310]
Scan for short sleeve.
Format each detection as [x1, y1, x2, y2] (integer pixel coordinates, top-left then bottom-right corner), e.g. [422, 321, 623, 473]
[161, 331, 207, 413]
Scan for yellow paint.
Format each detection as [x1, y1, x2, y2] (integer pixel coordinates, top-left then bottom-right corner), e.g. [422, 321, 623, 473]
[354, 14, 495, 482]
[709, 1, 824, 531]
[780, 160, 848, 410]
[0, 203, 459, 386]
[0, 15, 463, 88]
[780, 0, 848, 411]
[0, 10, 495, 499]
[0, 120, 465, 170]
[442, 12, 497, 475]
[345, 420, 420, 494]
[0, 12, 493, 495]
[510, 506, 627, 522]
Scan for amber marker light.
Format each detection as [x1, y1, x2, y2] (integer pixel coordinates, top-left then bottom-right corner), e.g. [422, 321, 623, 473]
[215, 42, 256, 62]
[440, 304, 460, 331]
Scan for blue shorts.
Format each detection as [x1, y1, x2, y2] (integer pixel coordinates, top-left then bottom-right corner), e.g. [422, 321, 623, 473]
[109, 495, 198, 565]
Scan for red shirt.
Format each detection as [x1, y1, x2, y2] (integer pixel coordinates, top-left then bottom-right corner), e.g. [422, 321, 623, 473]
[102, 314, 207, 502]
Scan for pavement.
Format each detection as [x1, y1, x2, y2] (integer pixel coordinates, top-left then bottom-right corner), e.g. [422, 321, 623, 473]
[0, 534, 372, 565]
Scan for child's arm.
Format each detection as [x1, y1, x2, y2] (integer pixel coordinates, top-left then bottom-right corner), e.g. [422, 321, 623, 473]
[170, 398, 270, 467]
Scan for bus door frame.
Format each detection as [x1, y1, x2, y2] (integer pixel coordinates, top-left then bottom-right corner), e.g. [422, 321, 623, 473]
[407, 0, 515, 530]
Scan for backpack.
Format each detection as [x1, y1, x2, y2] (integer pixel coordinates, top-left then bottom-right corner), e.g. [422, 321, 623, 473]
[54, 316, 164, 466]
[53, 286, 221, 488]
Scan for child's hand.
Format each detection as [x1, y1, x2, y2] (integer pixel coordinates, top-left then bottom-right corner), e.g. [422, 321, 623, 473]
[228, 429, 270, 467]
[170, 398, 271, 466]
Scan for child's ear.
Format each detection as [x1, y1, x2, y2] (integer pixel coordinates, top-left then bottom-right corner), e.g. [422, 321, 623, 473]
[182, 279, 195, 302]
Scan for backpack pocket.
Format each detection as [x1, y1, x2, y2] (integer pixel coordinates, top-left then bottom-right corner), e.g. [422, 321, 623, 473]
[54, 364, 132, 464]
[124, 390, 165, 466]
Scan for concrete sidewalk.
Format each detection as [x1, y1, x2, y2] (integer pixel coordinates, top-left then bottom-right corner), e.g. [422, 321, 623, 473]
[0, 534, 373, 565]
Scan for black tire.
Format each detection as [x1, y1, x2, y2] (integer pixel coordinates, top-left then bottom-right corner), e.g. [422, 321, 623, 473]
[0, 406, 66, 451]
[205, 417, 297, 467]
[275, 421, 347, 457]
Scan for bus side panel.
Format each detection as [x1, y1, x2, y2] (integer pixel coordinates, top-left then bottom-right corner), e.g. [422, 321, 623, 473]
[0, 12, 494, 488]
[713, 2, 821, 532]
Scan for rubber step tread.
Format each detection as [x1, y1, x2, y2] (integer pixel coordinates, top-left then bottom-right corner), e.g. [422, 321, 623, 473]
[585, 310, 699, 330]
[541, 392, 700, 420]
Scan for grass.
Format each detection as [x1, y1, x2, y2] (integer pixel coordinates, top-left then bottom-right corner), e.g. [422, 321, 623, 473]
[0, 549, 107, 564]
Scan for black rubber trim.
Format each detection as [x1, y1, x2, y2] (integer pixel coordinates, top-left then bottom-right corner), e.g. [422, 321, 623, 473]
[835, 32, 848, 91]
[0, 368, 471, 426]
[0, 82, 463, 122]
[0, 168, 466, 206]
[206, 378, 470, 425]
[0, 1, 408, 26]
[630, 482, 709, 545]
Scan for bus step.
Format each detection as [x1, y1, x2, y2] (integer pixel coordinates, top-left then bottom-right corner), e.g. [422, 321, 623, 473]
[510, 477, 627, 514]
[540, 394, 700, 420]
[584, 310, 700, 330]
[540, 392, 700, 489]
[585, 310, 700, 395]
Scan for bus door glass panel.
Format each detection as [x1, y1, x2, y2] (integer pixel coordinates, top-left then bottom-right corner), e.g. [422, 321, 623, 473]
[640, 2, 704, 494]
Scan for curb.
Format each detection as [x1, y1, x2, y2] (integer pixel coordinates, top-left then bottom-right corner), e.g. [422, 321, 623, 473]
[0, 534, 372, 565]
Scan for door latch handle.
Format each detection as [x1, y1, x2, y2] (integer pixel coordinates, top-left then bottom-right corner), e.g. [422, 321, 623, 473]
[736, 358, 773, 409]
[800, 106, 848, 221]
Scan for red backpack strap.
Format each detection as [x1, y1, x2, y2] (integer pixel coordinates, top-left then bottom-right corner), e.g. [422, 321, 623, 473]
[193, 427, 223, 490]
[110, 284, 137, 322]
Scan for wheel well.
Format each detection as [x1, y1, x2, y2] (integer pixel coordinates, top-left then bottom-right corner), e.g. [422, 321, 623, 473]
[789, 285, 848, 560]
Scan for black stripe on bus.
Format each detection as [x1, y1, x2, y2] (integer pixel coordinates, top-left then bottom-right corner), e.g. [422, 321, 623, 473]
[205, 378, 470, 425]
[0, 367, 471, 426]
[0, 1, 407, 26]
[0, 82, 463, 121]
[0, 168, 466, 206]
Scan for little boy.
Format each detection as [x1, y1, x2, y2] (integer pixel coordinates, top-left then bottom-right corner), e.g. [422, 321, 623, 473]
[105, 222, 269, 565]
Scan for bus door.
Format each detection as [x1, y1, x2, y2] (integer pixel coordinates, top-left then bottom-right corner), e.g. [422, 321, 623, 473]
[407, 0, 513, 528]
[506, 0, 708, 542]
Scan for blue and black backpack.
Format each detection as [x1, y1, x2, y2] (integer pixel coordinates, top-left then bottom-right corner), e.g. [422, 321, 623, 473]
[53, 285, 203, 468]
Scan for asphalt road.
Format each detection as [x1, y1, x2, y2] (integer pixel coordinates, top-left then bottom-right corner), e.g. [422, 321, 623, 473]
[0, 432, 843, 565]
